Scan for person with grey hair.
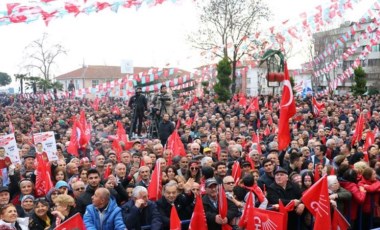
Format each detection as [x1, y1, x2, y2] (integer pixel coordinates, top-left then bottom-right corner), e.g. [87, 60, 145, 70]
[327, 175, 351, 214]
[156, 181, 194, 230]
[201, 156, 213, 167]
[84, 188, 126, 230]
[122, 186, 162, 230]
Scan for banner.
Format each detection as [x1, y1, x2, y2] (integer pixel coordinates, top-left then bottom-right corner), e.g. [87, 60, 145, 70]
[0, 134, 21, 165]
[33, 132, 58, 161]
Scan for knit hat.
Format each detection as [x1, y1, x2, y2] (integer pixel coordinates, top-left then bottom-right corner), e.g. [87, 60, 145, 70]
[21, 195, 35, 203]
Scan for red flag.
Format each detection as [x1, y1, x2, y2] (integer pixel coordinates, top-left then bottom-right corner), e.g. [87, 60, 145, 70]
[314, 164, 321, 182]
[278, 62, 296, 151]
[245, 97, 259, 114]
[265, 100, 272, 111]
[332, 207, 350, 230]
[245, 155, 255, 170]
[251, 205, 285, 230]
[279, 200, 295, 230]
[302, 176, 331, 230]
[66, 120, 80, 157]
[238, 93, 247, 107]
[312, 96, 325, 117]
[189, 195, 208, 230]
[92, 97, 100, 111]
[238, 192, 254, 229]
[166, 131, 186, 157]
[54, 213, 86, 230]
[35, 154, 53, 197]
[148, 161, 162, 201]
[351, 113, 365, 146]
[112, 105, 121, 115]
[218, 185, 232, 230]
[103, 165, 111, 179]
[170, 205, 181, 230]
[216, 143, 221, 160]
[363, 130, 375, 162]
[231, 161, 241, 185]
[112, 140, 123, 163]
[79, 110, 90, 147]
[264, 125, 271, 136]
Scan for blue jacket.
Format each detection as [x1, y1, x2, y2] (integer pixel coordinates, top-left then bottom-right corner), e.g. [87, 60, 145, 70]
[122, 199, 162, 230]
[83, 198, 126, 230]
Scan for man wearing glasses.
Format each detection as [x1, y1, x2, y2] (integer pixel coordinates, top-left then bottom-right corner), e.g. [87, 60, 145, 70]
[72, 180, 86, 199]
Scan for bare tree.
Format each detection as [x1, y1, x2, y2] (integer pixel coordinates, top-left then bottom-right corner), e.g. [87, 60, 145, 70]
[188, 0, 270, 94]
[22, 33, 67, 80]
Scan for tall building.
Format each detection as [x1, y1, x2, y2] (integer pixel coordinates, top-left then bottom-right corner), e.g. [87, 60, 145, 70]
[312, 18, 380, 94]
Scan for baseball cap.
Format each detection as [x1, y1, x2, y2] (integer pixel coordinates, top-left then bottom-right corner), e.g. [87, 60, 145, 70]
[203, 147, 211, 153]
[55, 181, 69, 189]
[205, 178, 218, 188]
[274, 167, 288, 175]
[0, 186, 9, 193]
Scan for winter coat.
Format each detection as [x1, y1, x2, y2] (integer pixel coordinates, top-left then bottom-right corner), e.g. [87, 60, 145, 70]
[122, 199, 162, 230]
[358, 178, 380, 216]
[28, 212, 56, 230]
[76, 185, 98, 215]
[339, 180, 366, 220]
[83, 198, 126, 230]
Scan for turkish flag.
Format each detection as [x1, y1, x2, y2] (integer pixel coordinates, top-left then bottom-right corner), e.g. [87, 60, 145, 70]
[231, 161, 241, 185]
[245, 155, 255, 170]
[351, 113, 365, 146]
[238, 93, 247, 107]
[312, 96, 325, 117]
[218, 185, 232, 230]
[245, 97, 259, 114]
[79, 110, 90, 147]
[148, 161, 162, 201]
[189, 195, 208, 230]
[238, 192, 254, 229]
[264, 126, 271, 136]
[166, 131, 186, 157]
[170, 205, 181, 230]
[35, 154, 53, 197]
[278, 62, 296, 151]
[112, 140, 123, 163]
[332, 207, 350, 230]
[302, 176, 331, 230]
[92, 97, 100, 111]
[54, 213, 85, 230]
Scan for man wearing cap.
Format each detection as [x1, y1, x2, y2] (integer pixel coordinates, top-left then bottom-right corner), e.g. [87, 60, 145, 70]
[202, 178, 238, 230]
[128, 86, 147, 138]
[266, 167, 305, 229]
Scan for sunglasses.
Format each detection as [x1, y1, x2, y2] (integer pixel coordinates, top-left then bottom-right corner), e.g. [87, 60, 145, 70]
[190, 167, 199, 171]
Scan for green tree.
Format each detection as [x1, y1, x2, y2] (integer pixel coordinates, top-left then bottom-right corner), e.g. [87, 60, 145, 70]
[214, 58, 232, 101]
[201, 81, 210, 95]
[0, 72, 12, 86]
[15, 74, 28, 94]
[37, 79, 52, 94]
[351, 66, 367, 96]
[51, 81, 63, 92]
[189, 0, 270, 94]
[25, 76, 40, 94]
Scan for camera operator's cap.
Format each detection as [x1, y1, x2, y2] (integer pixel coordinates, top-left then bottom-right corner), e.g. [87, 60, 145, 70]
[55, 181, 69, 189]
[0, 186, 9, 193]
[205, 178, 218, 188]
[203, 147, 211, 153]
[274, 167, 288, 176]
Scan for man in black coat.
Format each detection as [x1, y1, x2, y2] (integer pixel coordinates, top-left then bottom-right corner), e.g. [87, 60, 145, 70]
[156, 181, 194, 230]
[122, 186, 162, 230]
[76, 168, 101, 215]
[128, 87, 147, 137]
[266, 167, 305, 230]
[158, 113, 174, 146]
[202, 178, 239, 230]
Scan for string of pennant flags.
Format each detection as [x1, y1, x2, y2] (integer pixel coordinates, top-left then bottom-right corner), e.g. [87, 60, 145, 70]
[0, 0, 179, 26]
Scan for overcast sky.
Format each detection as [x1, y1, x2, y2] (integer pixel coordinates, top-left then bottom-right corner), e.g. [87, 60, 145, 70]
[0, 0, 375, 89]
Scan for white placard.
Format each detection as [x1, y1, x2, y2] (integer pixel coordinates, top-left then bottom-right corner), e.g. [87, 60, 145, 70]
[33, 132, 58, 162]
[0, 134, 21, 165]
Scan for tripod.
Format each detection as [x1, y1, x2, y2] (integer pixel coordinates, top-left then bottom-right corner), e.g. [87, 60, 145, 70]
[147, 109, 159, 139]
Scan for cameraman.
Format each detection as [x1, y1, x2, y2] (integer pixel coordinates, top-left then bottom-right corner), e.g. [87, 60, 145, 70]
[152, 85, 173, 118]
[128, 87, 147, 137]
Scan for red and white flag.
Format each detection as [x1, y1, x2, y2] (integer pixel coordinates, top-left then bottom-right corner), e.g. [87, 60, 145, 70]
[302, 176, 331, 230]
[189, 195, 208, 230]
[170, 205, 181, 230]
[332, 207, 350, 230]
[231, 161, 241, 185]
[278, 62, 296, 150]
[245, 97, 259, 114]
[312, 96, 325, 117]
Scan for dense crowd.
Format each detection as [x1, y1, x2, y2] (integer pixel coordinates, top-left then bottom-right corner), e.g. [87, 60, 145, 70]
[0, 88, 379, 230]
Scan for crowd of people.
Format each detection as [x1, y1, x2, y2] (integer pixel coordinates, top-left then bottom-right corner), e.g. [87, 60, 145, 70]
[0, 86, 379, 230]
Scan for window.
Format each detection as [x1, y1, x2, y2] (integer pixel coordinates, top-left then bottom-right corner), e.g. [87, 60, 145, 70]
[92, 80, 99, 88]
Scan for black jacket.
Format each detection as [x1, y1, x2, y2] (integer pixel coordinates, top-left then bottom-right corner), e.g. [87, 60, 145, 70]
[158, 120, 174, 142]
[76, 185, 97, 215]
[128, 94, 147, 112]
[122, 199, 162, 230]
[156, 193, 194, 230]
[28, 212, 56, 230]
[202, 195, 239, 230]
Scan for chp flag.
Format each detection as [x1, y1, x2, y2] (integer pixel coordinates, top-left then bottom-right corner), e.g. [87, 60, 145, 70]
[33, 132, 59, 161]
